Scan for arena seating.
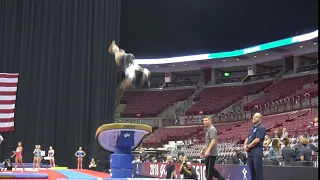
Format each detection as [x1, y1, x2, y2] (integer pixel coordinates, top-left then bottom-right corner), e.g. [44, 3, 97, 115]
[172, 109, 318, 159]
[143, 109, 318, 149]
[142, 125, 204, 148]
[120, 88, 194, 117]
[120, 72, 317, 118]
[245, 74, 318, 110]
[186, 81, 272, 115]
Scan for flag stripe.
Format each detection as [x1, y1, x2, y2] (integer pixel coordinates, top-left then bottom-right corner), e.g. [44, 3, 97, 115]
[0, 126, 15, 132]
[0, 78, 18, 83]
[0, 104, 15, 109]
[0, 100, 16, 104]
[0, 87, 17, 91]
[0, 91, 16, 96]
[0, 117, 14, 123]
[0, 109, 15, 113]
[0, 121, 14, 128]
[0, 82, 18, 87]
[0, 73, 18, 132]
[0, 73, 19, 78]
[0, 96, 16, 100]
[0, 113, 14, 119]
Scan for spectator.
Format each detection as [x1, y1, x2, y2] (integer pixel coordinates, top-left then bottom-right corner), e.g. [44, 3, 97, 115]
[1, 159, 12, 171]
[233, 147, 248, 165]
[300, 138, 312, 161]
[151, 157, 157, 162]
[89, 158, 97, 170]
[165, 156, 175, 179]
[139, 149, 148, 162]
[273, 129, 280, 139]
[177, 155, 183, 163]
[281, 128, 288, 139]
[179, 161, 197, 180]
[309, 116, 318, 127]
[293, 135, 318, 156]
[268, 138, 282, 161]
[281, 138, 297, 164]
[263, 135, 271, 147]
[182, 156, 188, 163]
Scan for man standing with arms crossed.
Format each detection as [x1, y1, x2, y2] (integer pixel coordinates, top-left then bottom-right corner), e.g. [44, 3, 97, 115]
[200, 116, 226, 180]
[244, 113, 266, 180]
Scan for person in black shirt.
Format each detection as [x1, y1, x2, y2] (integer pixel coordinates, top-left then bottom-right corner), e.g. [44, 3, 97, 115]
[233, 148, 248, 165]
[179, 161, 197, 180]
[165, 156, 175, 179]
[1, 159, 12, 171]
[293, 135, 318, 156]
[281, 138, 297, 165]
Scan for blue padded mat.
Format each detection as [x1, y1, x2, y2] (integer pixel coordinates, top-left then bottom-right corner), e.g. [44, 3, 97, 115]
[0, 172, 48, 179]
[54, 169, 97, 179]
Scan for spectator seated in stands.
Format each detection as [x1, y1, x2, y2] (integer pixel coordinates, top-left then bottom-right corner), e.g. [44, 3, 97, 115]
[263, 135, 271, 147]
[280, 128, 288, 140]
[232, 147, 247, 165]
[281, 138, 297, 165]
[268, 138, 282, 161]
[293, 135, 318, 156]
[309, 116, 318, 127]
[88, 158, 97, 170]
[179, 161, 198, 180]
[273, 128, 280, 139]
[299, 138, 312, 161]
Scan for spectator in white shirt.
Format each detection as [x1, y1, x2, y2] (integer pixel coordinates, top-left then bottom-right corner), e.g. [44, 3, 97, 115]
[281, 128, 288, 140]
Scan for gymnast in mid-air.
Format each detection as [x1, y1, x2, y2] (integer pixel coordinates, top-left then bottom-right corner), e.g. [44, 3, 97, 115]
[109, 41, 151, 91]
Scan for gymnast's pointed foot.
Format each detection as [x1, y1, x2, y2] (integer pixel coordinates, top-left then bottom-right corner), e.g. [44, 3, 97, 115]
[108, 41, 119, 54]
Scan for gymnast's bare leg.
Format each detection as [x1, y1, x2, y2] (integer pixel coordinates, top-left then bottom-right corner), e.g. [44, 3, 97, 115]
[109, 41, 132, 91]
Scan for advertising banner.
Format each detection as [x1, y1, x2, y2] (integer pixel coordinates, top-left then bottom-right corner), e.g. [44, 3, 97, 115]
[134, 162, 251, 180]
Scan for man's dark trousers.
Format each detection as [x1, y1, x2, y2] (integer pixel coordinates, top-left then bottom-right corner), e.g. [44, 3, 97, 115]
[248, 156, 263, 180]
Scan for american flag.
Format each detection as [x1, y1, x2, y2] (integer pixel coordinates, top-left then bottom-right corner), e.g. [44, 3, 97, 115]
[0, 73, 19, 132]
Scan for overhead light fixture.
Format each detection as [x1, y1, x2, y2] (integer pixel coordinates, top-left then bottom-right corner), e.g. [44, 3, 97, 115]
[265, 54, 268, 56]
[172, 65, 175, 66]
[314, 43, 317, 45]
[254, 56, 257, 58]
[184, 64, 187, 65]
[223, 60, 225, 62]
[300, 45, 303, 48]
[236, 59, 239, 60]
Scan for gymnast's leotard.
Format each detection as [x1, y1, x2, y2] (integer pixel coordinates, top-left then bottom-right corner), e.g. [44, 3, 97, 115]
[77, 151, 84, 158]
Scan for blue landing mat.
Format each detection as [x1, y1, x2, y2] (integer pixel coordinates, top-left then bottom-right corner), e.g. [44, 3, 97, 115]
[0, 163, 50, 168]
[0, 172, 48, 179]
[55, 169, 97, 179]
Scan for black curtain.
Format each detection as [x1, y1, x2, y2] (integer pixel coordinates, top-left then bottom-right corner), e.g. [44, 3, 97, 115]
[0, 0, 121, 168]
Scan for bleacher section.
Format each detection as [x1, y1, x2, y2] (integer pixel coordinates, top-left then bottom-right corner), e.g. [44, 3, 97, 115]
[170, 109, 318, 160]
[118, 71, 317, 118]
[244, 73, 318, 110]
[143, 109, 318, 149]
[120, 88, 194, 117]
[185, 81, 272, 115]
[142, 126, 203, 148]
